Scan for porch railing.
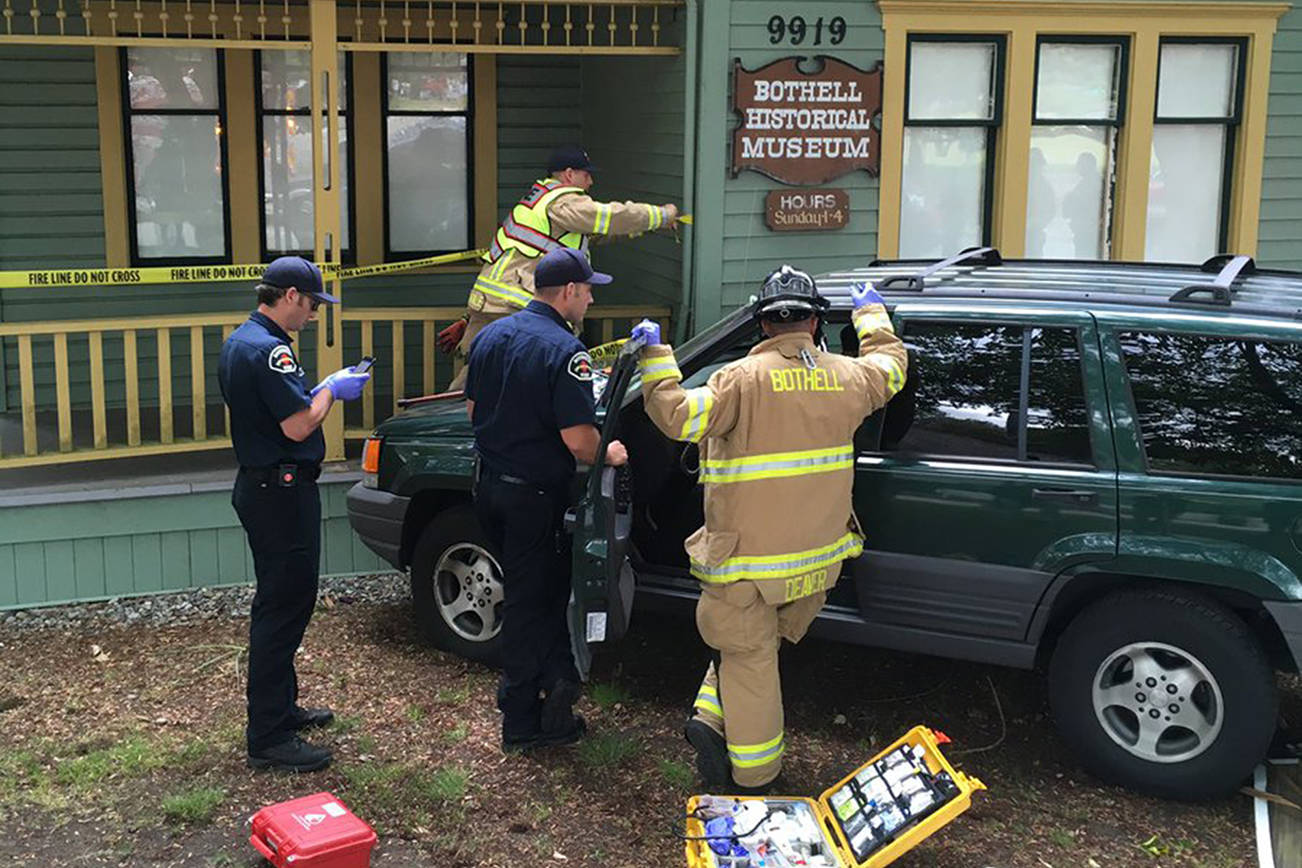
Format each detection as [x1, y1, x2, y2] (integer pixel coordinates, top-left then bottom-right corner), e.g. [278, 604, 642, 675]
[0, 304, 669, 469]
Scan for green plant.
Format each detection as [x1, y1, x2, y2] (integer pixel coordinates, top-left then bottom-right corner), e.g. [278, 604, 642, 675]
[435, 684, 471, 705]
[356, 734, 378, 754]
[657, 758, 694, 790]
[405, 704, 427, 723]
[330, 714, 363, 734]
[577, 732, 640, 769]
[1049, 828, 1074, 848]
[161, 786, 225, 824]
[55, 735, 168, 789]
[418, 766, 469, 803]
[443, 723, 469, 744]
[588, 682, 632, 710]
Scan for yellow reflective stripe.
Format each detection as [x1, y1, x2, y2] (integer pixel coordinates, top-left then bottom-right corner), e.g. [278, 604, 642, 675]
[638, 357, 681, 384]
[694, 686, 723, 717]
[728, 732, 785, 767]
[591, 204, 613, 235]
[700, 444, 853, 484]
[680, 388, 714, 443]
[473, 275, 532, 308]
[869, 354, 906, 397]
[489, 249, 513, 280]
[647, 204, 662, 231]
[691, 532, 864, 583]
[854, 310, 893, 339]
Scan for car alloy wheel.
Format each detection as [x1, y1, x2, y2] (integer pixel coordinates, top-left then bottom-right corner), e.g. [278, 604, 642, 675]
[1091, 640, 1224, 764]
[432, 542, 504, 643]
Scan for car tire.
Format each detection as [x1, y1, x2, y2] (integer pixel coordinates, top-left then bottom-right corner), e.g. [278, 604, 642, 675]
[1048, 588, 1276, 800]
[409, 505, 504, 667]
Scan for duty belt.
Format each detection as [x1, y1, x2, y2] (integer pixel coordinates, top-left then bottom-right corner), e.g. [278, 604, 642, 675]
[239, 462, 322, 486]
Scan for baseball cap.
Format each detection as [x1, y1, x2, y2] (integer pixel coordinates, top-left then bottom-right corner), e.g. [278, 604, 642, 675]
[547, 144, 597, 175]
[262, 255, 339, 304]
[534, 247, 613, 289]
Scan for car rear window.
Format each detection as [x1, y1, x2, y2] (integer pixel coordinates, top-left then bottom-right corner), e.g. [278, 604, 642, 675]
[1121, 331, 1302, 479]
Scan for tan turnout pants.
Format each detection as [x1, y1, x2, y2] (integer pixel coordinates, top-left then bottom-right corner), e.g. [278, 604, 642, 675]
[448, 310, 510, 392]
[691, 563, 839, 788]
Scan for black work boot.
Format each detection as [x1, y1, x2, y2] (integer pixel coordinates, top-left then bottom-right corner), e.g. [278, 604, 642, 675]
[540, 680, 582, 735]
[292, 706, 335, 730]
[684, 719, 731, 789]
[502, 715, 587, 753]
[247, 736, 332, 772]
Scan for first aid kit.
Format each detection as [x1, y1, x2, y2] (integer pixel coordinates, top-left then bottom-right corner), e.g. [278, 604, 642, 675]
[249, 792, 377, 868]
[684, 726, 985, 868]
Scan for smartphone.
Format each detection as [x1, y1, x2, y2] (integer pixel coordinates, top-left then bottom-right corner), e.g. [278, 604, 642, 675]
[353, 356, 376, 374]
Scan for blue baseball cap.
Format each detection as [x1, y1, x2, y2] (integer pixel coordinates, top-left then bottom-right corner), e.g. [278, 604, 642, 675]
[547, 144, 597, 175]
[262, 255, 339, 304]
[534, 247, 613, 289]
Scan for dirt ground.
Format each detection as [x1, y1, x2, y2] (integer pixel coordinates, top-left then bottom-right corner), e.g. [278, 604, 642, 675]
[0, 592, 1296, 867]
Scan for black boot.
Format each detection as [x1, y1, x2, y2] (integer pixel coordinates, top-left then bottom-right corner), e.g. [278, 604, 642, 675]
[502, 715, 587, 753]
[292, 706, 335, 730]
[541, 680, 582, 734]
[247, 736, 332, 772]
[684, 719, 731, 789]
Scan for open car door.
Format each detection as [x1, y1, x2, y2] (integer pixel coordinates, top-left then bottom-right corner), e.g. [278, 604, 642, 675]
[563, 336, 643, 680]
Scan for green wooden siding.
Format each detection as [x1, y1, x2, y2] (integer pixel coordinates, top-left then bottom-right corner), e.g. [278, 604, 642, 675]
[1260, 5, 1302, 269]
[0, 479, 385, 609]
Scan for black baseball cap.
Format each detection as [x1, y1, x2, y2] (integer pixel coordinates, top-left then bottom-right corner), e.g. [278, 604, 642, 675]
[262, 255, 339, 304]
[547, 144, 597, 175]
[534, 247, 613, 289]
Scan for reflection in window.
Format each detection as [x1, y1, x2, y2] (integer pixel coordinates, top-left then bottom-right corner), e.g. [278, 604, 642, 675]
[1122, 332, 1302, 479]
[1026, 328, 1091, 463]
[124, 47, 227, 261]
[899, 38, 1002, 258]
[384, 53, 471, 254]
[259, 51, 351, 254]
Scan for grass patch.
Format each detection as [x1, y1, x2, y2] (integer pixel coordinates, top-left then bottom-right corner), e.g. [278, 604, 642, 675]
[1049, 828, 1074, 848]
[589, 682, 632, 710]
[161, 786, 225, 825]
[577, 732, 640, 769]
[0, 748, 59, 813]
[330, 714, 363, 734]
[172, 740, 210, 766]
[356, 734, 378, 754]
[658, 758, 694, 790]
[337, 761, 470, 834]
[435, 684, 471, 705]
[55, 734, 168, 790]
[404, 704, 427, 723]
[418, 766, 469, 803]
[443, 723, 469, 744]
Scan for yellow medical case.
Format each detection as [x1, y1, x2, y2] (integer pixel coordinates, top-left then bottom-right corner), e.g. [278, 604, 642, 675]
[685, 725, 986, 868]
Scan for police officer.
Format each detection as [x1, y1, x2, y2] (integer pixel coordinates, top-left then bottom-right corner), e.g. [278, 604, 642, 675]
[218, 256, 372, 772]
[465, 246, 628, 751]
[631, 268, 907, 794]
[439, 144, 679, 389]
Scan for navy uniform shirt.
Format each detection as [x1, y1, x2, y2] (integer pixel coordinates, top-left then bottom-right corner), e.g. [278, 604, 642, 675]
[465, 299, 597, 488]
[218, 310, 324, 467]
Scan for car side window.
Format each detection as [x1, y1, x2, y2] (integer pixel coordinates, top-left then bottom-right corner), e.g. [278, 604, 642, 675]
[879, 321, 1093, 465]
[1120, 331, 1302, 479]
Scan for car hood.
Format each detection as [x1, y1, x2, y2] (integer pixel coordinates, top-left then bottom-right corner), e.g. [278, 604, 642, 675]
[374, 397, 472, 440]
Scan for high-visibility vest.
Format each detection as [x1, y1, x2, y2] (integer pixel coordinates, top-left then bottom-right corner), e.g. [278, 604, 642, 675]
[473, 179, 587, 308]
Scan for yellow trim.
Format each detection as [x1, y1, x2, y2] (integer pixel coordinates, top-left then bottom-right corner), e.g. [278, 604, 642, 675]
[93, 47, 129, 268]
[878, 0, 1287, 261]
[352, 51, 386, 266]
[224, 50, 261, 263]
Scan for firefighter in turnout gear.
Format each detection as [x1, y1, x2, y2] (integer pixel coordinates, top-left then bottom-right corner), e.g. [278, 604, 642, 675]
[630, 266, 907, 794]
[440, 145, 679, 389]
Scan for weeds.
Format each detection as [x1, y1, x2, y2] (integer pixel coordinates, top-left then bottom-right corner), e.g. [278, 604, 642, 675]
[435, 684, 471, 705]
[337, 761, 470, 834]
[405, 704, 427, 723]
[330, 714, 363, 734]
[55, 734, 168, 790]
[161, 786, 225, 825]
[443, 723, 469, 744]
[589, 682, 632, 710]
[658, 758, 694, 790]
[577, 732, 640, 769]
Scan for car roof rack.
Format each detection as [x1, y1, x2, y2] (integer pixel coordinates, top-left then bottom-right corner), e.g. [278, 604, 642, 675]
[875, 246, 1003, 291]
[1168, 254, 1256, 306]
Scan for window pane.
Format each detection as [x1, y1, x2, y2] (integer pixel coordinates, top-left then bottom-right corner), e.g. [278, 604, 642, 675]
[1035, 43, 1120, 121]
[888, 323, 1022, 460]
[260, 51, 348, 111]
[1144, 125, 1225, 262]
[387, 53, 469, 111]
[127, 47, 220, 110]
[263, 117, 349, 252]
[1157, 43, 1237, 119]
[1026, 328, 1091, 464]
[131, 115, 225, 258]
[1122, 332, 1302, 478]
[899, 127, 986, 258]
[387, 116, 468, 252]
[907, 42, 996, 121]
[1027, 127, 1113, 259]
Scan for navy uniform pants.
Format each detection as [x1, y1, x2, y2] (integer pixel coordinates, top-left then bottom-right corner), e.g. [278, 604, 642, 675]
[474, 474, 579, 737]
[232, 468, 321, 752]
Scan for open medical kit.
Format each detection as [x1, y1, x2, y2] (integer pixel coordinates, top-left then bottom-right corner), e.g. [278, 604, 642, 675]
[249, 792, 377, 868]
[684, 726, 985, 868]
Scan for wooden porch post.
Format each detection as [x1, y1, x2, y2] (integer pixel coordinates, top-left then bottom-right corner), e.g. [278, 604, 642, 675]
[310, 0, 345, 462]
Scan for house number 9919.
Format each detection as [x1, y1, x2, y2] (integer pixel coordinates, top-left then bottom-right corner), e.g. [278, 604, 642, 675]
[767, 15, 847, 46]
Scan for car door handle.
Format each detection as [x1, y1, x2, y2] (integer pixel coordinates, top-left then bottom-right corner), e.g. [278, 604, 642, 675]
[1032, 488, 1099, 505]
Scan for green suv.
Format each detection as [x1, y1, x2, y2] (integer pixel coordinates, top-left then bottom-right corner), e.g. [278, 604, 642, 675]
[347, 249, 1302, 799]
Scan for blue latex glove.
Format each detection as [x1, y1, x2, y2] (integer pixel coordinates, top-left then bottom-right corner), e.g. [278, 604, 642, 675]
[851, 281, 886, 309]
[311, 367, 372, 401]
[630, 318, 662, 346]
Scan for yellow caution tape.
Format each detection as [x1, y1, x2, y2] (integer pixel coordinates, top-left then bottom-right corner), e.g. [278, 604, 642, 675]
[587, 338, 628, 368]
[678, 214, 694, 225]
[0, 249, 486, 290]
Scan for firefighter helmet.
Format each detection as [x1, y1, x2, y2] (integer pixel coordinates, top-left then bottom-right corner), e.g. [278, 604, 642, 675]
[753, 265, 830, 323]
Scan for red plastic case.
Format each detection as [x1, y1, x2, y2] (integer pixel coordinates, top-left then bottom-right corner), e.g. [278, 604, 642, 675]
[250, 792, 377, 868]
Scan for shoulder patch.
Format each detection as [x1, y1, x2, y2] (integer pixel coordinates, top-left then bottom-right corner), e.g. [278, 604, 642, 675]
[567, 351, 594, 382]
[268, 344, 299, 374]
